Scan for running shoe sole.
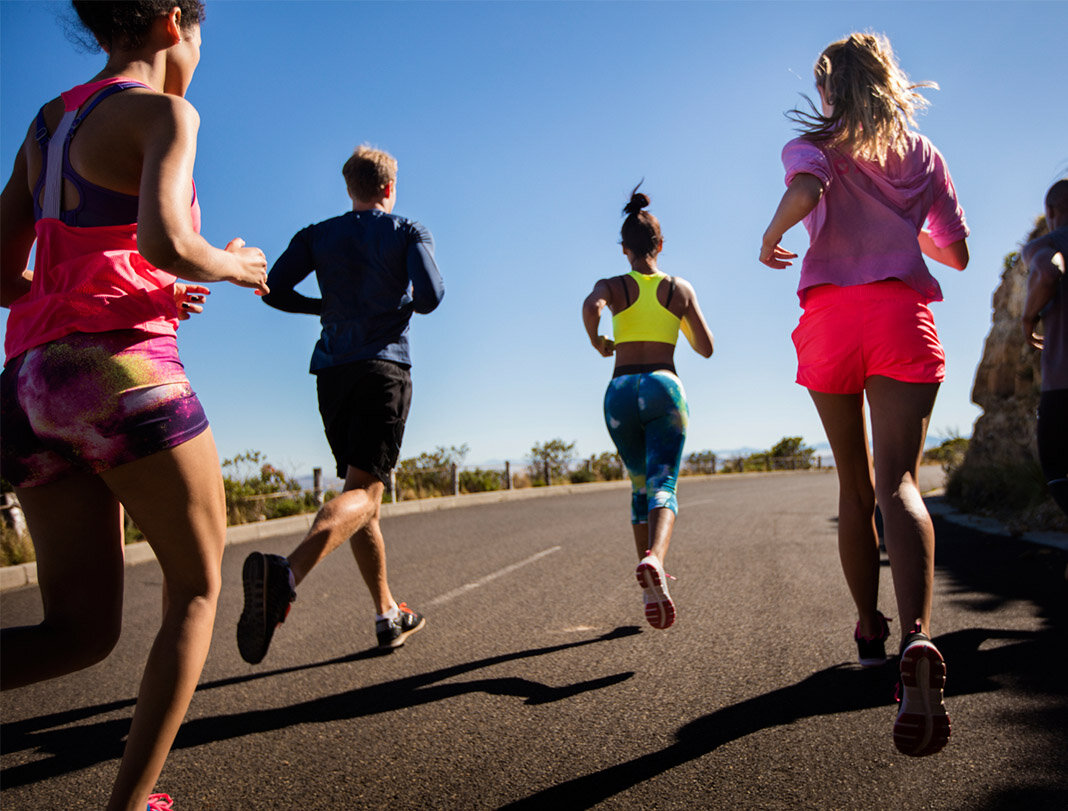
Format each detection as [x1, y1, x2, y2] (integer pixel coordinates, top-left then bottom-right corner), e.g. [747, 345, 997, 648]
[894, 639, 951, 756]
[636, 559, 675, 629]
[237, 552, 293, 664]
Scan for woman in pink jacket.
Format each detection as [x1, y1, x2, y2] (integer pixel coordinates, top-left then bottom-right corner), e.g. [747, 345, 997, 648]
[759, 32, 969, 758]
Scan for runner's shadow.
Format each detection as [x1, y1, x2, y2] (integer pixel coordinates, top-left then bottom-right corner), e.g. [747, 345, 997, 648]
[501, 506, 1068, 810]
[502, 626, 1063, 810]
[0, 646, 397, 751]
[0, 625, 641, 788]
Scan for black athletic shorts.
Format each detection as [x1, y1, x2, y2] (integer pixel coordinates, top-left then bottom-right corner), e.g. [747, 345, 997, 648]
[315, 358, 412, 484]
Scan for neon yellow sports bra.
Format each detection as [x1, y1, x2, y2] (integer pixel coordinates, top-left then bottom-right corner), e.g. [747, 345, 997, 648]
[612, 270, 681, 345]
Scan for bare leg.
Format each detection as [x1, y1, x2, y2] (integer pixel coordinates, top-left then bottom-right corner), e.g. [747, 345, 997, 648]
[809, 390, 883, 638]
[647, 507, 675, 563]
[631, 523, 647, 559]
[865, 376, 940, 646]
[1, 475, 125, 688]
[631, 508, 675, 560]
[348, 512, 395, 616]
[287, 466, 394, 614]
[97, 429, 226, 811]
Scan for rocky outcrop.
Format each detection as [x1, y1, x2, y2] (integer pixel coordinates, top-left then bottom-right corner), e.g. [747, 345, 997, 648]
[950, 217, 1065, 529]
[965, 222, 1044, 470]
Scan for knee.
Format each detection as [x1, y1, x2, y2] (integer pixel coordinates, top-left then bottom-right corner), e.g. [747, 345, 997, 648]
[167, 565, 222, 609]
[839, 474, 876, 514]
[874, 470, 919, 509]
[315, 494, 361, 532]
[648, 489, 678, 515]
[45, 610, 122, 668]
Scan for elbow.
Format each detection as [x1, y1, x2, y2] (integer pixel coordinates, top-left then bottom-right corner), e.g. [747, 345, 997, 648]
[414, 291, 444, 314]
[941, 238, 969, 271]
[138, 224, 198, 274]
[137, 232, 181, 271]
[792, 173, 824, 208]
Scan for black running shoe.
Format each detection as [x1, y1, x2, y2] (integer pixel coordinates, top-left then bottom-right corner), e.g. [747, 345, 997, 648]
[893, 624, 950, 756]
[855, 612, 891, 667]
[375, 603, 425, 649]
[237, 552, 295, 664]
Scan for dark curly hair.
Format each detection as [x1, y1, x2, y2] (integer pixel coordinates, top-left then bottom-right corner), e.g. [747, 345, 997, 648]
[72, 1, 205, 51]
[620, 182, 662, 258]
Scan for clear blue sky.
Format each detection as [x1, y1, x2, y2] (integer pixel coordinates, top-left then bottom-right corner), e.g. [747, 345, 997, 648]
[2, 1, 1066, 477]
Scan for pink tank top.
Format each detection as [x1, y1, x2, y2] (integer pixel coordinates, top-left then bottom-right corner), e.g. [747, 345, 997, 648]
[4, 78, 201, 362]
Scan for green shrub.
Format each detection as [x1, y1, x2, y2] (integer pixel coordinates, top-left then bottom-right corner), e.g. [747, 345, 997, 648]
[924, 436, 969, 478]
[946, 459, 1064, 530]
[460, 468, 504, 493]
[568, 468, 596, 484]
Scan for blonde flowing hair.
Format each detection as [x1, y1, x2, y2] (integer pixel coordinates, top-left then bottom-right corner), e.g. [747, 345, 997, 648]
[788, 32, 936, 164]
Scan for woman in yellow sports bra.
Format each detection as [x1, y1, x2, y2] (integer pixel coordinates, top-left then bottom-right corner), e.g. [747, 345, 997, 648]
[582, 186, 713, 629]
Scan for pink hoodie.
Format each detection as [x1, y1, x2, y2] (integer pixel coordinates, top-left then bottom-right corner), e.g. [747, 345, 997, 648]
[782, 130, 968, 303]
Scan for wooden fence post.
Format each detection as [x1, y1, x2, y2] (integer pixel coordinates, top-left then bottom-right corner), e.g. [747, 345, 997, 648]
[451, 463, 460, 496]
[504, 460, 512, 490]
[313, 467, 323, 504]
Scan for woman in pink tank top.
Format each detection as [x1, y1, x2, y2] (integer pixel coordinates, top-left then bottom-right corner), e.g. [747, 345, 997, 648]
[0, 3, 268, 809]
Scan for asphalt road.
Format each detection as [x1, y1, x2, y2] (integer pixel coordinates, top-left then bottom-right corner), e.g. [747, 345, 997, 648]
[2, 471, 1066, 810]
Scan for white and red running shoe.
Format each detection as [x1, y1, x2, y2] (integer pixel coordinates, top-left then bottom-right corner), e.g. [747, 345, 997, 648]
[635, 552, 676, 629]
[894, 624, 951, 756]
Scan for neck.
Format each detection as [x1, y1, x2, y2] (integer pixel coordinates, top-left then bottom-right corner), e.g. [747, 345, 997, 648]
[91, 53, 168, 93]
[352, 200, 389, 213]
[628, 257, 659, 275]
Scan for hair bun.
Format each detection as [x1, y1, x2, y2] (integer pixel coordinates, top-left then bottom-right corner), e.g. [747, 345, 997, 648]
[622, 185, 650, 216]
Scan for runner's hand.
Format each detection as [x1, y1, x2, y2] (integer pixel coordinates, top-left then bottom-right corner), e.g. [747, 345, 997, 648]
[760, 241, 798, 269]
[174, 283, 210, 320]
[225, 237, 270, 295]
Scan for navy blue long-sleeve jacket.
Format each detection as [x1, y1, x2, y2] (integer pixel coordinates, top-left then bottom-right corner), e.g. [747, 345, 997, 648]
[263, 209, 444, 372]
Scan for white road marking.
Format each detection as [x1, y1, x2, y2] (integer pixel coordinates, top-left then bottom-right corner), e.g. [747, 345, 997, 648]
[426, 545, 562, 606]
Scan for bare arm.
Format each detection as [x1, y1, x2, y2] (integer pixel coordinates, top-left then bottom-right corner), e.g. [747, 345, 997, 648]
[676, 278, 713, 357]
[136, 95, 268, 293]
[1021, 238, 1065, 350]
[582, 279, 615, 357]
[918, 231, 969, 270]
[1, 135, 36, 307]
[759, 173, 823, 269]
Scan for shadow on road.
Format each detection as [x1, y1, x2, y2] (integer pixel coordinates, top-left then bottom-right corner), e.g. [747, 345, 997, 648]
[1, 626, 641, 789]
[500, 511, 1068, 810]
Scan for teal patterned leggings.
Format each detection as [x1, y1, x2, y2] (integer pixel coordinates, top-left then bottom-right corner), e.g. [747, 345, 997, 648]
[603, 370, 688, 524]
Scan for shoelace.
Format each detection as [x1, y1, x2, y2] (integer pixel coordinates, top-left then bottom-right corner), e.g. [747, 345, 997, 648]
[147, 794, 174, 810]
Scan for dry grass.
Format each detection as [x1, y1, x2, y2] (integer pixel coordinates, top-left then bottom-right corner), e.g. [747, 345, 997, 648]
[947, 460, 1068, 533]
[1, 521, 35, 567]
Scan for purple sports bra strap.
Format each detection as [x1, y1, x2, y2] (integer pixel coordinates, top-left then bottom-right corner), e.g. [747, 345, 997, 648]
[68, 82, 145, 134]
[38, 81, 150, 220]
[33, 108, 50, 148]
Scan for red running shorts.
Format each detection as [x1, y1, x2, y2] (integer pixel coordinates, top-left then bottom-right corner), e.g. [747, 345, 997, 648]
[792, 280, 945, 395]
